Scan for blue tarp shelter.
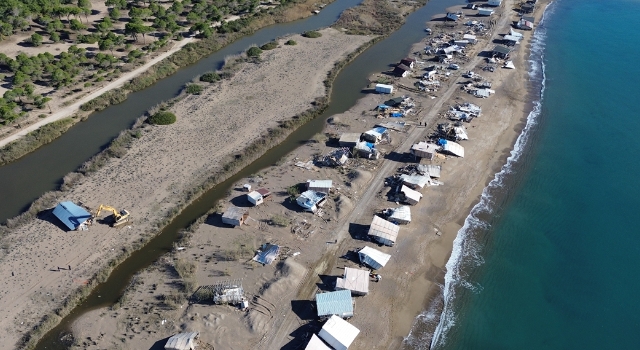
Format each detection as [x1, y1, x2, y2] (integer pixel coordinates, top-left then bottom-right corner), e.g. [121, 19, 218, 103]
[437, 138, 448, 146]
[377, 104, 389, 110]
[391, 112, 404, 118]
[52, 201, 92, 230]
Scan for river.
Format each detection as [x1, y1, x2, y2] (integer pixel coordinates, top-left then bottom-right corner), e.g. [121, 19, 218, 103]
[19, 0, 462, 347]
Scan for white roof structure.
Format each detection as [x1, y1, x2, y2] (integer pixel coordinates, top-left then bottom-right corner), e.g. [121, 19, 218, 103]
[400, 174, 431, 189]
[400, 185, 423, 205]
[339, 133, 361, 147]
[247, 191, 263, 205]
[503, 35, 520, 44]
[306, 334, 332, 350]
[165, 332, 198, 350]
[368, 216, 400, 246]
[504, 61, 516, 69]
[307, 180, 333, 194]
[442, 141, 465, 157]
[358, 246, 392, 270]
[318, 315, 360, 350]
[509, 28, 524, 39]
[411, 142, 439, 158]
[388, 206, 411, 224]
[297, 190, 327, 212]
[336, 267, 370, 296]
[463, 34, 477, 42]
[417, 164, 441, 178]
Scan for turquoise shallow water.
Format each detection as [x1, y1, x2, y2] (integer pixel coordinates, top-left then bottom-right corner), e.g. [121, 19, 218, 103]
[406, 0, 640, 349]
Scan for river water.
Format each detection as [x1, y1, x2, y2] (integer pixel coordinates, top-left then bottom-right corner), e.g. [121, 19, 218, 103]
[29, 0, 463, 348]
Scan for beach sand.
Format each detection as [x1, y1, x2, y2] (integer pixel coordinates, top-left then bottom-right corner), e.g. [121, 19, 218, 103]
[68, 0, 551, 349]
[0, 28, 371, 348]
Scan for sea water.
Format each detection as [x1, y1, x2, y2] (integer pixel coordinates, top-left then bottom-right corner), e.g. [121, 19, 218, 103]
[406, 0, 640, 349]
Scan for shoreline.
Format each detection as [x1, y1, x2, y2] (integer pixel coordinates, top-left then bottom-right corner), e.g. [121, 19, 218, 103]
[64, 0, 553, 349]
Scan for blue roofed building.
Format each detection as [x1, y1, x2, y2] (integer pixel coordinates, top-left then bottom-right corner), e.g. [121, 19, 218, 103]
[316, 290, 354, 319]
[52, 201, 92, 231]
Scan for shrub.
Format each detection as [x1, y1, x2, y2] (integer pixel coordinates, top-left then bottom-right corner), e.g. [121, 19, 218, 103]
[270, 215, 291, 227]
[285, 39, 297, 45]
[246, 46, 262, 57]
[260, 41, 278, 50]
[199, 72, 220, 83]
[149, 111, 176, 125]
[185, 84, 203, 95]
[303, 31, 322, 38]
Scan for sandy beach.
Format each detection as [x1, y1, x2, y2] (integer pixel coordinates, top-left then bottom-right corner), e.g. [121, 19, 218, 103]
[65, 0, 551, 349]
[0, 28, 372, 348]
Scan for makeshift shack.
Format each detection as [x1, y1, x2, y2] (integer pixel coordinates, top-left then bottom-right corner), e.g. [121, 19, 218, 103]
[385, 206, 412, 225]
[492, 45, 511, 59]
[368, 215, 400, 246]
[296, 190, 327, 213]
[363, 127, 388, 144]
[252, 243, 280, 265]
[411, 142, 439, 160]
[307, 180, 332, 194]
[463, 34, 477, 44]
[221, 206, 248, 226]
[354, 141, 380, 160]
[400, 174, 431, 189]
[400, 57, 416, 69]
[393, 64, 411, 77]
[339, 133, 361, 148]
[417, 164, 441, 178]
[247, 191, 263, 206]
[52, 201, 92, 231]
[375, 83, 394, 94]
[316, 290, 354, 318]
[358, 246, 392, 270]
[305, 334, 332, 350]
[208, 280, 245, 305]
[438, 139, 465, 157]
[400, 185, 423, 205]
[165, 332, 199, 350]
[318, 315, 360, 350]
[335, 267, 370, 296]
[477, 8, 494, 16]
[256, 188, 272, 201]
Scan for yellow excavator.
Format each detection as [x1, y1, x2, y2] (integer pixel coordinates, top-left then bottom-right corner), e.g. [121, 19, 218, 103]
[94, 204, 131, 227]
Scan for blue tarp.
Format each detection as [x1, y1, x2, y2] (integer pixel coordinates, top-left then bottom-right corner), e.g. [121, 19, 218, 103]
[377, 104, 389, 110]
[373, 127, 387, 134]
[391, 112, 404, 118]
[52, 201, 92, 230]
[437, 138, 448, 146]
[365, 142, 375, 149]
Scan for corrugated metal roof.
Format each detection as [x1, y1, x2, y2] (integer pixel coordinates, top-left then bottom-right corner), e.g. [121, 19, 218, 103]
[297, 190, 327, 211]
[358, 246, 391, 270]
[165, 332, 198, 350]
[316, 290, 353, 317]
[252, 244, 280, 265]
[307, 179, 333, 189]
[442, 141, 465, 157]
[222, 206, 247, 220]
[401, 185, 423, 204]
[335, 267, 369, 295]
[52, 201, 91, 230]
[417, 164, 441, 178]
[368, 216, 400, 244]
[400, 174, 431, 189]
[339, 133, 361, 145]
[389, 206, 412, 224]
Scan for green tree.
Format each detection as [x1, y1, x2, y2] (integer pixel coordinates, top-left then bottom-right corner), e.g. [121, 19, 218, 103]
[95, 16, 113, 33]
[46, 19, 64, 32]
[0, 22, 13, 41]
[109, 7, 120, 21]
[246, 46, 262, 57]
[23, 83, 35, 96]
[98, 38, 114, 54]
[70, 18, 86, 31]
[170, 1, 183, 14]
[30, 33, 43, 46]
[50, 31, 61, 42]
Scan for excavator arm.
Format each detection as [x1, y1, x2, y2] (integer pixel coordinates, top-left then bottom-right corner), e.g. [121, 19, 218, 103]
[94, 204, 131, 227]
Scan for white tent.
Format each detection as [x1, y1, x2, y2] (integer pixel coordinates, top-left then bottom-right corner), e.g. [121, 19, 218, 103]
[165, 332, 198, 350]
[388, 206, 412, 225]
[400, 185, 423, 205]
[358, 246, 392, 270]
[442, 141, 465, 157]
[318, 315, 360, 350]
[305, 334, 332, 350]
[368, 215, 400, 246]
[335, 267, 370, 296]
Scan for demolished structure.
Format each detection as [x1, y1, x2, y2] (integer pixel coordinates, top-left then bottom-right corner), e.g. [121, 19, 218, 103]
[296, 190, 327, 213]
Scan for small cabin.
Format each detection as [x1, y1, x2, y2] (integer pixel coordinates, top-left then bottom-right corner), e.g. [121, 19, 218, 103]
[221, 206, 248, 226]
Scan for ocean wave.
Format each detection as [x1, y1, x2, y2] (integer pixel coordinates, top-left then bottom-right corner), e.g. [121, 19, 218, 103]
[403, 2, 556, 349]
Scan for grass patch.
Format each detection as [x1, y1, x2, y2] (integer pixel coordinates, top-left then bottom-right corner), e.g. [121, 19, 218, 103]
[260, 41, 279, 50]
[185, 84, 203, 95]
[148, 111, 176, 125]
[199, 72, 221, 83]
[270, 215, 291, 227]
[303, 30, 322, 38]
[246, 46, 263, 57]
[285, 39, 297, 45]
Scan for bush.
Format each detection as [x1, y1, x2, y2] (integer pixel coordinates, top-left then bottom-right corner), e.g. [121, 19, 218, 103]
[246, 46, 262, 57]
[260, 41, 278, 50]
[270, 215, 291, 227]
[185, 84, 203, 95]
[199, 72, 220, 83]
[285, 39, 297, 45]
[149, 111, 176, 125]
[303, 31, 322, 38]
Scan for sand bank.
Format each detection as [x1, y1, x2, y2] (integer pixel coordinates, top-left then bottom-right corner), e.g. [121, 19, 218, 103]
[0, 28, 371, 348]
[68, 0, 552, 349]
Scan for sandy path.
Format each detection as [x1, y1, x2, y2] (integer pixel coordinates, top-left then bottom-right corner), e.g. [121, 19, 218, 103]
[0, 28, 371, 348]
[0, 37, 195, 149]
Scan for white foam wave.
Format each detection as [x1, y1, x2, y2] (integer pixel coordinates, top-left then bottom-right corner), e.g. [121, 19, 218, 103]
[404, 3, 557, 348]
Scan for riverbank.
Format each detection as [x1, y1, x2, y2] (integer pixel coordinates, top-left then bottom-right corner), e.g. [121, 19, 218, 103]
[0, 0, 333, 166]
[0, 28, 372, 349]
[68, 0, 550, 349]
